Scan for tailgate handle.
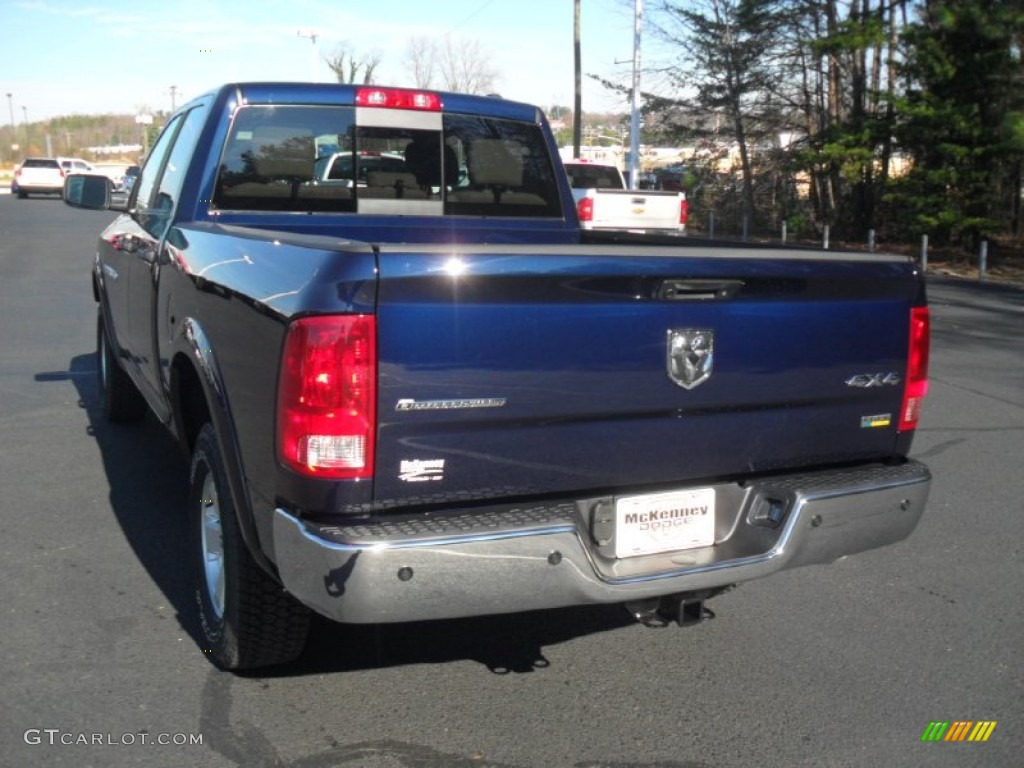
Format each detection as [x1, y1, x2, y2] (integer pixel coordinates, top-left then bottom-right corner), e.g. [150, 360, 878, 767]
[658, 279, 744, 301]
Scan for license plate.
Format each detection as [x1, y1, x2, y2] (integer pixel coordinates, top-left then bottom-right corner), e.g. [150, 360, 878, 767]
[614, 488, 716, 558]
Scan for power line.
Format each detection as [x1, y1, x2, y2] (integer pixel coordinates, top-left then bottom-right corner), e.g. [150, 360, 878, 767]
[444, 0, 498, 36]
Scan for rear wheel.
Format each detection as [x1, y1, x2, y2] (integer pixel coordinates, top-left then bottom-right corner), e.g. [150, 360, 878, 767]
[97, 309, 146, 422]
[190, 423, 311, 670]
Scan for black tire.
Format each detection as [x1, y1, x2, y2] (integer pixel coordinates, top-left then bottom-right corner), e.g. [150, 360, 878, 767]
[17, 190, 27, 199]
[190, 423, 311, 670]
[97, 309, 147, 422]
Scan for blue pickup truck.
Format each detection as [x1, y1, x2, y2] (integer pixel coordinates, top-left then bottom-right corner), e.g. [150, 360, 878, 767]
[65, 83, 932, 670]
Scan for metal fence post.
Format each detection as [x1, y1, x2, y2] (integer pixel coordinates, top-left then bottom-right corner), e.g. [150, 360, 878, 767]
[781, 221, 787, 244]
[868, 229, 875, 252]
[823, 225, 830, 250]
[920, 234, 928, 272]
[742, 215, 749, 242]
[979, 240, 988, 282]
[709, 211, 715, 238]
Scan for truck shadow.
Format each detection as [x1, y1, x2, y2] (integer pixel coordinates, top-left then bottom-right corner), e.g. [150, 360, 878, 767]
[57, 352, 202, 644]
[289, 603, 637, 677]
[61, 352, 637, 677]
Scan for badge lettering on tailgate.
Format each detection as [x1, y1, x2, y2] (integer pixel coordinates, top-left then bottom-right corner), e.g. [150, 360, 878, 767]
[399, 459, 445, 483]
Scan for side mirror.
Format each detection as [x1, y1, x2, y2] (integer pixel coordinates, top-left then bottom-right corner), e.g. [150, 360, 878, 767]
[64, 174, 112, 210]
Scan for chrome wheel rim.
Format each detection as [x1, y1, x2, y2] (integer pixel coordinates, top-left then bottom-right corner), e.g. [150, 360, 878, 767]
[199, 473, 226, 619]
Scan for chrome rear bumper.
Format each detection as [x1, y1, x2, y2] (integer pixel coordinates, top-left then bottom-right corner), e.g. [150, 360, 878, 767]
[272, 460, 930, 624]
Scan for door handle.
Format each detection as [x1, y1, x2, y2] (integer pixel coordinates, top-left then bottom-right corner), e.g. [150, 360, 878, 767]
[658, 279, 744, 301]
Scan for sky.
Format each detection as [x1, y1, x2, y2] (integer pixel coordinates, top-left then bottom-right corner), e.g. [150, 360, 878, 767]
[1, 0, 683, 123]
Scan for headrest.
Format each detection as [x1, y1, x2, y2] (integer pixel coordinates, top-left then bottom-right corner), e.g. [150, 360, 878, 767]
[468, 139, 523, 187]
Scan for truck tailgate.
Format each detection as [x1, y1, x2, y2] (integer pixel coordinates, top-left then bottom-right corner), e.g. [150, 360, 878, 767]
[374, 244, 922, 506]
[582, 189, 683, 231]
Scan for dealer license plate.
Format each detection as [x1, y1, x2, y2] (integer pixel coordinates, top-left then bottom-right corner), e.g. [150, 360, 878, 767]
[614, 488, 716, 559]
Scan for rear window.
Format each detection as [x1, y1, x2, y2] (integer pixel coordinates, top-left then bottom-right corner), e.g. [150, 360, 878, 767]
[442, 114, 562, 217]
[565, 164, 624, 190]
[24, 158, 60, 169]
[213, 105, 562, 218]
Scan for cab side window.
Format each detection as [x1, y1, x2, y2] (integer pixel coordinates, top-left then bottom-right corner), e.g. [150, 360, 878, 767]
[136, 107, 207, 239]
[132, 114, 183, 225]
[214, 105, 357, 213]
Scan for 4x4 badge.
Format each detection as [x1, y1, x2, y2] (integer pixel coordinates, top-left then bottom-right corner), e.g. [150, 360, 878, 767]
[667, 329, 714, 389]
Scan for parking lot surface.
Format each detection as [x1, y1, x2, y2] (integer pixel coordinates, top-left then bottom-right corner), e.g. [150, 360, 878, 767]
[1, 197, 1021, 767]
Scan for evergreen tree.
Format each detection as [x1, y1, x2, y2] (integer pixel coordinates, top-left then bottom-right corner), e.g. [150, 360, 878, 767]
[656, 0, 784, 228]
[890, 0, 1024, 246]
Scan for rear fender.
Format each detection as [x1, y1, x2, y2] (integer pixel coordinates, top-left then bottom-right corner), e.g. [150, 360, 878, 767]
[174, 317, 278, 578]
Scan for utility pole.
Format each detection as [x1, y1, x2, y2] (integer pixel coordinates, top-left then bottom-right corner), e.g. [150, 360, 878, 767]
[573, 0, 582, 159]
[628, 0, 643, 189]
[21, 106, 29, 151]
[297, 30, 320, 83]
[5, 93, 13, 159]
[169, 85, 178, 112]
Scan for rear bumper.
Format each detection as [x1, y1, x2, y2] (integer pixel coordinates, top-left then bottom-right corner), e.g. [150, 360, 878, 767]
[272, 460, 930, 623]
[17, 183, 63, 193]
[579, 221, 685, 233]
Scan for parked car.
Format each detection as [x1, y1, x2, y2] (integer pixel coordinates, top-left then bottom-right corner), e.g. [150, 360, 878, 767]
[14, 158, 65, 198]
[654, 166, 687, 192]
[314, 151, 407, 185]
[563, 159, 688, 233]
[94, 163, 130, 191]
[57, 157, 96, 176]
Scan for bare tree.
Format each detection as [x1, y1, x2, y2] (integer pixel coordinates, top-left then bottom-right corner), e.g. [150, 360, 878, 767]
[325, 44, 382, 85]
[437, 37, 499, 94]
[405, 36, 436, 88]
[654, 0, 782, 227]
[402, 36, 498, 94]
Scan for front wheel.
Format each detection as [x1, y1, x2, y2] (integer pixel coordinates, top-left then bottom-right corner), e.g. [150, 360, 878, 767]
[97, 309, 146, 422]
[190, 423, 311, 670]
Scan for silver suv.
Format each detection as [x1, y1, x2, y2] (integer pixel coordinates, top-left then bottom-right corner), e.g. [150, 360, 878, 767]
[57, 157, 96, 176]
[15, 158, 65, 198]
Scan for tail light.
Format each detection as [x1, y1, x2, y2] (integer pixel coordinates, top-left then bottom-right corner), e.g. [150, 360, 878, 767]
[899, 307, 930, 431]
[277, 315, 377, 479]
[576, 196, 594, 223]
[356, 87, 441, 111]
[679, 198, 689, 226]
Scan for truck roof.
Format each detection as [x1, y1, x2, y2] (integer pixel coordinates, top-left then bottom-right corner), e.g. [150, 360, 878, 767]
[183, 82, 546, 125]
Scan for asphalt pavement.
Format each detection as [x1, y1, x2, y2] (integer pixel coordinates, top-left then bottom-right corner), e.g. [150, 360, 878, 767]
[1, 196, 1021, 767]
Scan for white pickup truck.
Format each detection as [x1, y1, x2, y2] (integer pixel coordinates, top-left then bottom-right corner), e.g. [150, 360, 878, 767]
[564, 160, 688, 233]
